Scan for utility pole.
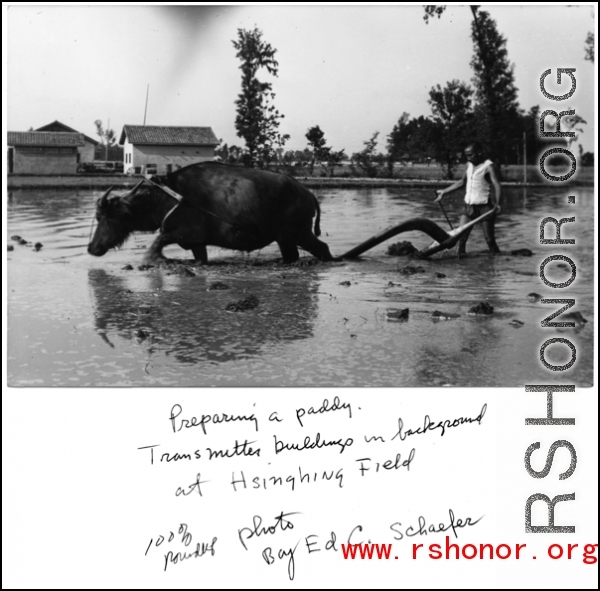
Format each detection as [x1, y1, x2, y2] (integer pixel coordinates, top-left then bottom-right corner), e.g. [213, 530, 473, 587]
[522, 132, 527, 184]
[143, 84, 149, 125]
[105, 118, 110, 161]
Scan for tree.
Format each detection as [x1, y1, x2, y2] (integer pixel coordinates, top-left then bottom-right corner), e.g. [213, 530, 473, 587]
[584, 31, 594, 63]
[305, 125, 346, 176]
[469, 9, 521, 164]
[351, 132, 384, 178]
[560, 112, 587, 154]
[386, 112, 411, 174]
[322, 149, 347, 177]
[226, 145, 243, 165]
[387, 114, 438, 174]
[232, 28, 289, 168]
[423, 5, 447, 24]
[94, 119, 116, 148]
[407, 116, 438, 163]
[580, 152, 594, 167]
[94, 119, 117, 161]
[428, 80, 474, 179]
[214, 139, 228, 162]
[305, 125, 327, 175]
[422, 6, 522, 164]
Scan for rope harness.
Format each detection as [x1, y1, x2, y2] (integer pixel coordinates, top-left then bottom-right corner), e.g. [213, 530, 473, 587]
[142, 174, 243, 230]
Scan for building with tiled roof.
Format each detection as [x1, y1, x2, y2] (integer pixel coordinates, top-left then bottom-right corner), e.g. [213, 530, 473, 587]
[119, 125, 219, 175]
[36, 121, 99, 164]
[7, 131, 85, 174]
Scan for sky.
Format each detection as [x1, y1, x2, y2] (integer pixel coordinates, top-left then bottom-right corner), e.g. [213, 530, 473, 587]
[5, 3, 596, 154]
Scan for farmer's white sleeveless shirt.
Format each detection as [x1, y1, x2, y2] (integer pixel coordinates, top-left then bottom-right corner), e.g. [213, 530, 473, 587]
[465, 159, 493, 204]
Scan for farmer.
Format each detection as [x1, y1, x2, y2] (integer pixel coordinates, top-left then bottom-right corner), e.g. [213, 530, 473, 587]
[434, 142, 501, 255]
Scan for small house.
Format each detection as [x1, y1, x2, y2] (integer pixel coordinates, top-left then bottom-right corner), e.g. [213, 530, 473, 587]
[7, 131, 85, 174]
[119, 125, 219, 175]
[35, 120, 99, 163]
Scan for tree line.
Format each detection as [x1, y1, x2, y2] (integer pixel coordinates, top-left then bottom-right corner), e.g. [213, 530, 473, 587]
[227, 8, 593, 178]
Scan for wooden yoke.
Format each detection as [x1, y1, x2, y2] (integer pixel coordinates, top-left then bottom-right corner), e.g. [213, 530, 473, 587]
[144, 174, 183, 202]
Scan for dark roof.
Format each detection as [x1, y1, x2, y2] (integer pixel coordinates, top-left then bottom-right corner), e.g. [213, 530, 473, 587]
[35, 120, 99, 145]
[119, 125, 219, 146]
[8, 131, 85, 147]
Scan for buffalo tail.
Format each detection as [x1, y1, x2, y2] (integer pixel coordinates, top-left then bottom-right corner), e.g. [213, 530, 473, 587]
[314, 196, 322, 237]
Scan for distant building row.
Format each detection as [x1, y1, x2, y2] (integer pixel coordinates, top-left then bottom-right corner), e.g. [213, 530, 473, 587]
[7, 121, 219, 174]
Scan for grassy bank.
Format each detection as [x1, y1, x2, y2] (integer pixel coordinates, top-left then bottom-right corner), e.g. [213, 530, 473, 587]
[274, 163, 595, 185]
[7, 163, 594, 190]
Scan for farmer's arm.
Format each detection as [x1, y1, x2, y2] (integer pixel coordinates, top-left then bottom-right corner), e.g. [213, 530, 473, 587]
[434, 171, 467, 202]
[487, 164, 502, 213]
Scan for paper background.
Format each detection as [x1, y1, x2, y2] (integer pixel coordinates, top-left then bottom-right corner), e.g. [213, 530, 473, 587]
[2, 389, 598, 588]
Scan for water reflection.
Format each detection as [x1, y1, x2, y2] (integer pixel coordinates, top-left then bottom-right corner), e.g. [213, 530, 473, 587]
[87, 267, 320, 365]
[410, 316, 505, 386]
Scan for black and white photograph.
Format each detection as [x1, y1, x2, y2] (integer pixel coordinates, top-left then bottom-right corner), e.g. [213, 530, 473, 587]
[6, 4, 594, 388]
[3, 3, 597, 589]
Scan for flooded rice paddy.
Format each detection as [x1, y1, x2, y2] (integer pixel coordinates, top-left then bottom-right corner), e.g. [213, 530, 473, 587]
[7, 184, 594, 387]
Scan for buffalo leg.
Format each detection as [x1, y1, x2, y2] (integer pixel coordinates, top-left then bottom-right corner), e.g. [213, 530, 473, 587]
[297, 233, 336, 261]
[144, 232, 178, 263]
[276, 237, 300, 263]
[191, 245, 208, 264]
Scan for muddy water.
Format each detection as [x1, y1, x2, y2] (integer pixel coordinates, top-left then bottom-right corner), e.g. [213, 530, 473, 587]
[6, 185, 594, 387]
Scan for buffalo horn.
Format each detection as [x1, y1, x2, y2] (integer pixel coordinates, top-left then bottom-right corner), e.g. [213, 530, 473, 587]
[122, 179, 145, 198]
[98, 186, 114, 209]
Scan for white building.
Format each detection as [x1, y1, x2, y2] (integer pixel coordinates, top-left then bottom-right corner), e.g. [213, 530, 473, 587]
[119, 125, 219, 175]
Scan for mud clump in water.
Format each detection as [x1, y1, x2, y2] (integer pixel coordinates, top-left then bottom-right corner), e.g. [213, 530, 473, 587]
[436, 272, 447, 278]
[168, 265, 196, 277]
[468, 302, 494, 315]
[226, 295, 259, 312]
[432, 310, 460, 320]
[135, 329, 150, 341]
[339, 281, 351, 287]
[387, 308, 409, 321]
[209, 282, 230, 290]
[511, 248, 533, 256]
[122, 264, 134, 271]
[561, 311, 588, 325]
[387, 241, 417, 256]
[11, 235, 29, 245]
[33, 242, 43, 252]
[398, 265, 426, 275]
[7, 244, 14, 252]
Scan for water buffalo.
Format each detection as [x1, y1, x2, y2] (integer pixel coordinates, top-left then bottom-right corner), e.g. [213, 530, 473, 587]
[88, 162, 498, 263]
[88, 162, 335, 263]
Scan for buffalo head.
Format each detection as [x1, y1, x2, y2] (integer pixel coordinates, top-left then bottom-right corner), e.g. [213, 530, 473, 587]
[87, 185, 135, 256]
